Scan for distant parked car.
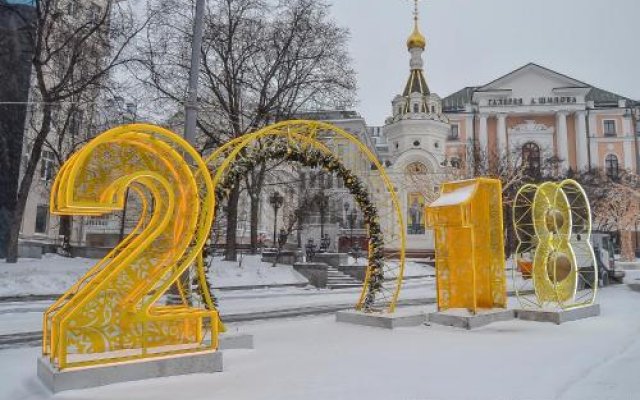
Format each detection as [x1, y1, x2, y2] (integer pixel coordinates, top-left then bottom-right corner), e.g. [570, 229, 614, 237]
[576, 233, 625, 288]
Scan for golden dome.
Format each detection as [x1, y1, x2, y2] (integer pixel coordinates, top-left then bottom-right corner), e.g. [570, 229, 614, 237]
[406, 13, 426, 50]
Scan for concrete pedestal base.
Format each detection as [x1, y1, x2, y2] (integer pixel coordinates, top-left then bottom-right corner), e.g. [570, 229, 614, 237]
[219, 332, 254, 349]
[428, 309, 515, 330]
[628, 283, 640, 292]
[515, 304, 600, 324]
[336, 309, 426, 329]
[37, 350, 223, 393]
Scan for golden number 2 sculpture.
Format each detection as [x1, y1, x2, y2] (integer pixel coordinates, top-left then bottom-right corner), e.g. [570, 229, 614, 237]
[43, 124, 219, 369]
[513, 179, 597, 309]
[426, 178, 507, 314]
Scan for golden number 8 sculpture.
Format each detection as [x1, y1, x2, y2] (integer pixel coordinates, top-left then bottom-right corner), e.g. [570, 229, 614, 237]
[513, 179, 597, 309]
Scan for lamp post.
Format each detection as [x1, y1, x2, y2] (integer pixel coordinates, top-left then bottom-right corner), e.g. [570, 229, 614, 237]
[184, 0, 206, 144]
[343, 202, 350, 251]
[269, 191, 284, 247]
[317, 192, 329, 240]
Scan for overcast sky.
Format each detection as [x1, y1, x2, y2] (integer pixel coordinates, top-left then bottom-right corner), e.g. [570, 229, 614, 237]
[328, 0, 640, 126]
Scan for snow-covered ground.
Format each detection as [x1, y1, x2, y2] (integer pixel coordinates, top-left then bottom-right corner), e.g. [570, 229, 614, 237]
[0, 277, 436, 336]
[0, 254, 309, 297]
[1, 285, 639, 400]
[0, 254, 95, 298]
[207, 255, 308, 288]
[0, 254, 434, 297]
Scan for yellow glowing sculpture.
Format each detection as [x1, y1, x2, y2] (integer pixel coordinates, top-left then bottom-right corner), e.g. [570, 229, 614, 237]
[513, 180, 597, 309]
[426, 178, 507, 313]
[202, 120, 406, 313]
[44, 124, 219, 370]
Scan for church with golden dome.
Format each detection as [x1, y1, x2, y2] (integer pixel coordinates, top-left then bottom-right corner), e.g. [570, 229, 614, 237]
[377, 0, 452, 252]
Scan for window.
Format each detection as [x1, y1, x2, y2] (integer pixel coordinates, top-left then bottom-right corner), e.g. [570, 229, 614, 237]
[522, 142, 541, 176]
[406, 162, 428, 175]
[41, 150, 55, 181]
[413, 103, 419, 114]
[450, 157, 461, 169]
[413, 140, 420, 147]
[605, 154, 619, 179]
[604, 120, 616, 137]
[35, 205, 49, 234]
[449, 124, 459, 141]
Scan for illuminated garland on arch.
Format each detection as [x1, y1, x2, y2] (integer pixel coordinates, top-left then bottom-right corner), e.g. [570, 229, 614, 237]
[212, 139, 385, 310]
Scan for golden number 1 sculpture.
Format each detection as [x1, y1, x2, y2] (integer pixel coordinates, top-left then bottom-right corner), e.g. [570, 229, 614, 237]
[512, 179, 597, 309]
[426, 178, 507, 314]
[43, 124, 219, 369]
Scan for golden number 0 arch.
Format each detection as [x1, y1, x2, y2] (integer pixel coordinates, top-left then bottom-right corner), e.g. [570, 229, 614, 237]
[512, 179, 598, 309]
[203, 120, 407, 313]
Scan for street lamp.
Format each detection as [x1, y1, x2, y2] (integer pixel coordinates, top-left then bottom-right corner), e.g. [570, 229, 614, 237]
[343, 202, 350, 251]
[269, 191, 284, 247]
[317, 192, 329, 240]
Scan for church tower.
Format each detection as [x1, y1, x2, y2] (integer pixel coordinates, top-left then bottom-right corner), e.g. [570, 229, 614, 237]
[382, 0, 450, 253]
[384, 0, 449, 172]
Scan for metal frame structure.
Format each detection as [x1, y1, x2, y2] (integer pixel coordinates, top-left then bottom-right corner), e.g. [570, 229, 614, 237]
[512, 179, 597, 309]
[44, 124, 218, 370]
[202, 120, 406, 313]
[426, 178, 507, 314]
[43, 120, 406, 370]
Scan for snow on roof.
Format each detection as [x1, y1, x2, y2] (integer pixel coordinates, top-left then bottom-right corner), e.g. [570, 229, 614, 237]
[429, 183, 477, 208]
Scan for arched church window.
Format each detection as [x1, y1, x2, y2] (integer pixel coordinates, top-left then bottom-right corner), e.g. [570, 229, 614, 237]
[605, 154, 619, 179]
[406, 162, 429, 175]
[522, 142, 541, 176]
[431, 105, 435, 113]
[413, 103, 419, 113]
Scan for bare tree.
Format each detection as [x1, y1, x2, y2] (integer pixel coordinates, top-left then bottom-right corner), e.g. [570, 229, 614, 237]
[4, 0, 152, 262]
[135, 0, 355, 261]
[577, 169, 640, 262]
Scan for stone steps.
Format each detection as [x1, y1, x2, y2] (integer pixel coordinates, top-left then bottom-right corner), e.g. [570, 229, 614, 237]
[326, 266, 361, 289]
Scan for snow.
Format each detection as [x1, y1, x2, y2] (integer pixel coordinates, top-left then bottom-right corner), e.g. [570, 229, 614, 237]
[0, 278, 436, 336]
[0, 254, 308, 297]
[0, 254, 94, 298]
[429, 182, 476, 207]
[0, 285, 639, 400]
[0, 254, 435, 297]
[347, 257, 433, 278]
[207, 255, 308, 288]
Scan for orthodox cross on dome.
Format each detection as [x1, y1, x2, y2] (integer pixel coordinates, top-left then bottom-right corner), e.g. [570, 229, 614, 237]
[406, 0, 426, 50]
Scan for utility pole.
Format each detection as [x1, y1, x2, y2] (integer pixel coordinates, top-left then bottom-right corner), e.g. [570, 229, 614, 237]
[184, 0, 206, 144]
